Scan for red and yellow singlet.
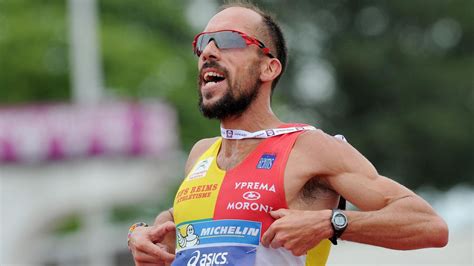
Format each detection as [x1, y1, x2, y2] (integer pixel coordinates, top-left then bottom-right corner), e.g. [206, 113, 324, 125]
[172, 124, 331, 266]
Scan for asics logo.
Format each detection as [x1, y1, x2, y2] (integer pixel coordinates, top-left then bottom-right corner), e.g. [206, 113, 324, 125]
[187, 250, 228, 266]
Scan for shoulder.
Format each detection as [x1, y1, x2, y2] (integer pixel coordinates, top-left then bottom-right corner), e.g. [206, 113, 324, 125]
[293, 129, 349, 155]
[185, 137, 220, 175]
[293, 129, 377, 176]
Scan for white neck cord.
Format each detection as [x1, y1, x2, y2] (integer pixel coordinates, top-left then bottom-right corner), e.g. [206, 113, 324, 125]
[220, 126, 316, 140]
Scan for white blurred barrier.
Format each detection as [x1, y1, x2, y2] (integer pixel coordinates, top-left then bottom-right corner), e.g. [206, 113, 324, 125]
[327, 229, 473, 265]
[1, 156, 184, 265]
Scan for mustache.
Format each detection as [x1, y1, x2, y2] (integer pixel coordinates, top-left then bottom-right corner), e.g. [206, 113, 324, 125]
[200, 61, 227, 76]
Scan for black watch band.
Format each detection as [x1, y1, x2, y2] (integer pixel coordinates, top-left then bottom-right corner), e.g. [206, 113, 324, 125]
[329, 209, 348, 245]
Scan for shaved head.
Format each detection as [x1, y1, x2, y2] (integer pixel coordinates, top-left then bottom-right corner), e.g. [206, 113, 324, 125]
[215, 2, 287, 91]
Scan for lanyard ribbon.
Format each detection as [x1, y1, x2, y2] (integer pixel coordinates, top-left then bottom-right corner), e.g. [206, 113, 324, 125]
[220, 126, 316, 140]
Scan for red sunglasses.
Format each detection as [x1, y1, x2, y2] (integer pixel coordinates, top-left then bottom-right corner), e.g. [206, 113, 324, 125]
[192, 30, 274, 58]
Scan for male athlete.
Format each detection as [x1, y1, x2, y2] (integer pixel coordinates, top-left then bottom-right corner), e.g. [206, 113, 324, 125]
[128, 3, 448, 266]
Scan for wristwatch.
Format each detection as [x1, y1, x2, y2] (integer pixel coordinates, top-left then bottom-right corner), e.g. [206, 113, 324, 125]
[329, 209, 348, 245]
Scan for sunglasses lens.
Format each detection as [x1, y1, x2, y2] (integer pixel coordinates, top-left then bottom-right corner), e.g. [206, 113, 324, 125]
[194, 31, 247, 56]
[215, 31, 247, 49]
[194, 34, 208, 56]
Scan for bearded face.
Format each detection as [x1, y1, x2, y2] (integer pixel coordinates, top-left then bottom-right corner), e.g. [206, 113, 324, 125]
[198, 59, 262, 120]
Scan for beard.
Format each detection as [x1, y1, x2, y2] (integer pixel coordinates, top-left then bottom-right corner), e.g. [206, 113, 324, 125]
[198, 61, 261, 120]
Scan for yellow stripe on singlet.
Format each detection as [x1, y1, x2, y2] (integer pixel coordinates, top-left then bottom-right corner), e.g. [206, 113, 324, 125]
[173, 138, 224, 226]
[305, 239, 331, 266]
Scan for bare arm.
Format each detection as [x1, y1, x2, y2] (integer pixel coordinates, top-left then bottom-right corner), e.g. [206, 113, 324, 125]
[321, 132, 448, 249]
[314, 132, 448, 250]
[331, 172, 448, 249]
[262, 131, 448, 254]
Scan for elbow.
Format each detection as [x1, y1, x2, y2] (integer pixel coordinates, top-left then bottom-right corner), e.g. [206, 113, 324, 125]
[430, 218, 449, 248]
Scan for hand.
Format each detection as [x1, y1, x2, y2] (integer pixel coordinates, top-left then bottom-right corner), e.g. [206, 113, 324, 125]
[261, 209, 333, 256]
[129, 221, 176, 266]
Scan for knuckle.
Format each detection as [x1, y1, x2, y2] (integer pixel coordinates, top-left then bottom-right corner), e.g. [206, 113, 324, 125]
[277, 233, 289, 242]
[273, 220, 283, 227]
[134, 255, 147, 263]
[270, 243, 280, 249]
[135, 242, 146, 250]
[291, 249, 301, 256]
[164, 220, 175, 226]
[275, 236, 284, 243]
[153, 248, 164, 257]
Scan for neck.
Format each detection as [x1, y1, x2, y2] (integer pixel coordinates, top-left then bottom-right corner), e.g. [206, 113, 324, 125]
[218, 106, 281, 163]
[220, 84, 282, 131]
[220, 103, 282, 132]
[217, 85, 282, 162]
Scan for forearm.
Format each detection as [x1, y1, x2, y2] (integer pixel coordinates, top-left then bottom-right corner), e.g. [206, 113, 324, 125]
[342, 196, 448, 250]
[154, 208, 174, 225]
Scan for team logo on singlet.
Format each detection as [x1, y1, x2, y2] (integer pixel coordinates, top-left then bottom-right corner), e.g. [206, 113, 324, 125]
[189, 157, 214, 180]
[256, 153, 276, 169]
[177, 224, 200, 248]
[242, 191, 261, 201]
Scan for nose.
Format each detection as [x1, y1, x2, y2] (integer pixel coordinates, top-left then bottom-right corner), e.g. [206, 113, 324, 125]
[200, 39, 221, 61]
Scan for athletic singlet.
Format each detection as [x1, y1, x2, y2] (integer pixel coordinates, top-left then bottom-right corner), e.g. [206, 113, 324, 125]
[172, 124, 331, 266]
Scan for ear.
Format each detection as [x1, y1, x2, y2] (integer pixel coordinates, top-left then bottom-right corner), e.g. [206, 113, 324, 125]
[260, 58, 282, 83]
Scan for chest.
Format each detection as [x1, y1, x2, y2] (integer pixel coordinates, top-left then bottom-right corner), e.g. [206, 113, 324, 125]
[215, 141, 261, 170]
[213, 150, 287, 220]
[173, 138, 292, 235]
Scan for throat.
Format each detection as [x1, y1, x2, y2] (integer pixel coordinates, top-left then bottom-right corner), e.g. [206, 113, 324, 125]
[216, 154, 241, 171]
[217, 139, 263, 170]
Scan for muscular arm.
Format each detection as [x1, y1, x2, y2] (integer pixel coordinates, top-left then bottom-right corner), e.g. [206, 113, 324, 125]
[262, 130, 448, 254]
[316, 131, 449, 249]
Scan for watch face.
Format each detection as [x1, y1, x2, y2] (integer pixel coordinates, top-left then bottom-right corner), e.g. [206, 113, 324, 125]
[333, 213, 347, 229]
[334, 214, 346, 226]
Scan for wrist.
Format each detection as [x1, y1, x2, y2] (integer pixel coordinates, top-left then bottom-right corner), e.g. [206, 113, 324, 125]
[127, 222, 149, 248]
[329, 209, 348, 245]
[310, 209, 334, 239]
[323, 209, 335, 239]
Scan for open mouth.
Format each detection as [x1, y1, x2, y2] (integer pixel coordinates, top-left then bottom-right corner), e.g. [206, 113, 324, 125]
[202, 70, 226, 86]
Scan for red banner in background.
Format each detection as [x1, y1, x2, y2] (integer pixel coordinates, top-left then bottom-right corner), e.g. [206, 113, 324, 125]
[0, 101, 177, 163]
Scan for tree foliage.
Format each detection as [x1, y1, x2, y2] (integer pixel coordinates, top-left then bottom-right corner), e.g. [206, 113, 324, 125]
[253, 0, 473, 189]
[0, 0, 472, 190]
[0, 0, 70, 103]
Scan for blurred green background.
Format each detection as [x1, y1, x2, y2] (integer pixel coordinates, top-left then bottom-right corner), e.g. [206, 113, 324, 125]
[1, 0, 472, 189]
[0, 0, 473, 264]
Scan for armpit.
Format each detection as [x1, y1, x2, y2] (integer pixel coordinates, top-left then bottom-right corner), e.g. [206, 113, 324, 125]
[301, 177, 338, 202]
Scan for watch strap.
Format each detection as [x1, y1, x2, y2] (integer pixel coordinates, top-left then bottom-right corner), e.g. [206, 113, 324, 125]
[338, 196, 346, 210]
[329, 209, 347, 245]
